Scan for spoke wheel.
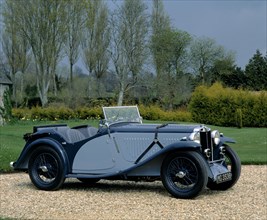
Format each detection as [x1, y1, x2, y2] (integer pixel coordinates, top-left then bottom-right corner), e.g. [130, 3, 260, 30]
[161, 151, 208, 199]
[29, 146, 65, 190]
[208, 145, 241, 190]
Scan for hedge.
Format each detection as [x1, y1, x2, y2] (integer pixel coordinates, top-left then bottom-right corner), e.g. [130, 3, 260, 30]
[12, 107, 102, 121]
[12, 105, 192, 122]
[138, 105, 192, 122]
[189, 83, 267, 127]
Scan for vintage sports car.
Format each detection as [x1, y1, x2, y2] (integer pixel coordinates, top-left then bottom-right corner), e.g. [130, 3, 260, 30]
[11, 106, 241, 199]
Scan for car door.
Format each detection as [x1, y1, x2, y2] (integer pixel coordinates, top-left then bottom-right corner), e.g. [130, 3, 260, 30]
[72, 134, 116, 173]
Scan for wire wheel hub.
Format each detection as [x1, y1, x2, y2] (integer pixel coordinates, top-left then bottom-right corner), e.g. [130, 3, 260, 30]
[176, 171, 186, 178]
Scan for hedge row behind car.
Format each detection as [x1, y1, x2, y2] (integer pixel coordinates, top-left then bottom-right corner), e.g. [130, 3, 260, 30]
[189, 83, 267, 127]
[12, 105, 192, 122]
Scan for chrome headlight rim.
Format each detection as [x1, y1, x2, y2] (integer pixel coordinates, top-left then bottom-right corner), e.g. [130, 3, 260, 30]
[211, 130, 220, 145]
[189, 131, 200, 144]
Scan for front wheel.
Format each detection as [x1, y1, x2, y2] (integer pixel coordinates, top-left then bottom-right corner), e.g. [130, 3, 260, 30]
[208, 145, 241, 190]
[161, 151, 208, 199]
[28, 146, 66, 190]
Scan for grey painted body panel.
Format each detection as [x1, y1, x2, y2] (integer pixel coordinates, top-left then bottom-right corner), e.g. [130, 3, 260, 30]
[72, 125, 199, 176]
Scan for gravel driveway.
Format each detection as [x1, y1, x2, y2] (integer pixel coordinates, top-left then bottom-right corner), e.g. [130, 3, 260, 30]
[1, 165, 266, 220]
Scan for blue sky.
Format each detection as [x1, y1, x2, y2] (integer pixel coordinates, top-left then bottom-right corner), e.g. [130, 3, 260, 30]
[161, 0, 267, 69]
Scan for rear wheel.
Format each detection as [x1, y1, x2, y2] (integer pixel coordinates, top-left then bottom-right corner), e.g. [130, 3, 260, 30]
[161, 151, 208, 199]
[29, 146, 65, 190]
[208, 145, 241, 190]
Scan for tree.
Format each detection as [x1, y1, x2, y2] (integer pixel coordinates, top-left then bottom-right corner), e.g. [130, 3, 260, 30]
[7, 0, 68, 106]
[151, 0, 170, 33]
[150, 0, 170, 100]
[190, 37, 233, 85]
[150, 1, 192, 109]
[245, 50, 267, 91]
[218, 66, 247, 89]
[0, 52, 9, 75]
[64, 0, 87, 89]
[151, 28, 192, 109]
[209, 55, 244, 88]
[82, 0, 110, 97]
[2, 0, 30, 105]
[110, 0, 149, 106]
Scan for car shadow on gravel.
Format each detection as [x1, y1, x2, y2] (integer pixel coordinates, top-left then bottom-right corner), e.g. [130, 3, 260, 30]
[13, 177, 231, 199]
[14, 178, 168, 196]
[63, 180, 166, 193]
[61, 179, 229, 199]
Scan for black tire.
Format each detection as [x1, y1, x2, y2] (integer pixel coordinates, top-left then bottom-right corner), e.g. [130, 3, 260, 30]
[161, 151, 208, 199]
[207, 145, 241, 190]
[77, 178, 100, 184]
[28, 146, 66, 190]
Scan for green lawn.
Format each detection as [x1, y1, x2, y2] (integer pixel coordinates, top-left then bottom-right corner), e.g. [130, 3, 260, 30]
[209, 125, 267, 164]
[0, 120, 266, 172]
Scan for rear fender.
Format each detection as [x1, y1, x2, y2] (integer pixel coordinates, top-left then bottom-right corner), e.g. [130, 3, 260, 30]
[13, 138, 70, 173]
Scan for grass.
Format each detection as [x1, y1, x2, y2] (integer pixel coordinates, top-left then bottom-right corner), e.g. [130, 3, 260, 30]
[209, 125, 267, 165]
[0, 120, 266, 172]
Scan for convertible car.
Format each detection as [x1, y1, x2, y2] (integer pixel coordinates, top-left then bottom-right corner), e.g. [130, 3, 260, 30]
[11, 106, 241, 199]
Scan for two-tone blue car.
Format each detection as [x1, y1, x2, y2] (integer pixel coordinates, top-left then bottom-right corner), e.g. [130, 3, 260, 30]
[11, 106, 241, 199]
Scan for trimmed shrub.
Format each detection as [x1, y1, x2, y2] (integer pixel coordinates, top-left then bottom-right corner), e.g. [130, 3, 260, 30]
[139, 105, 192, 122]
[12, 106, 103, 121]
[76, 107, 102, 120]
[11, 105, 192, 123]
[189, 83, 267, 127]
[12, 108, 32, 120]
[235, 108, 243, 128]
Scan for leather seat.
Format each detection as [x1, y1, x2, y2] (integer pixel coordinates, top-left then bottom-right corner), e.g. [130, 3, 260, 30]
[66, 129, 86, 143]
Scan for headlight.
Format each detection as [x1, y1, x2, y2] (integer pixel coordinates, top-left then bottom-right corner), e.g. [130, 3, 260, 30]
[189, 131, 200, 143]
[211, 130, 220, 145]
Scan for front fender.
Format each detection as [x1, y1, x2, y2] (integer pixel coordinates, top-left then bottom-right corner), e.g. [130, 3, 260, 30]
[164, 141, 202, 151]
[220, 136, 236, 144]
[136, 141, 202, 165]
[125, 140, 213, 179]
[13, 138, 70, 173]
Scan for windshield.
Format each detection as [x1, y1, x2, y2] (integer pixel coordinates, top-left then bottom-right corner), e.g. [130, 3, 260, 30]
[103, 106, 142, 125]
